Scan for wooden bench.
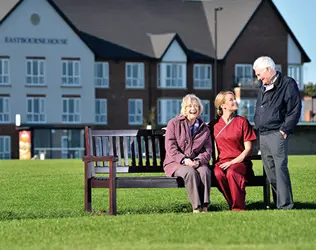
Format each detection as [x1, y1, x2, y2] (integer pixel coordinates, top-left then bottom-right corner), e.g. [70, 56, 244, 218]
[82, 126, 271, 215]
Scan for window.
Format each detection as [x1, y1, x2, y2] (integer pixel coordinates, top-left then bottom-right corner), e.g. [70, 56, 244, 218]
[128, 99, 143, 125]
[62, 98, 80, 123]
[288, 64, 303, 90]
[95, 62, 109, 88]
[158, 99, 182, 125]
[194, 64, 212, 89]
[26, 97, 46, 123]
[157, 63, 186, 88]
[0, 136, 10, 159]
[238, 99, 257, 123]
[26, 59, 45, 85]
[235, 64, 253, 87]
[62, 60, 80, 86]
[0, 97, 9, 123]
[0, 58, 9, 85]
[95, 99, 107, 124]
[125, 63, 144, 88]
[200, 100, 211, 122]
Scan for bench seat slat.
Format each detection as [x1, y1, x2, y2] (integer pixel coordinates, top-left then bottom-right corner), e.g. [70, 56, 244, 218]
[91, 175, 265, 189]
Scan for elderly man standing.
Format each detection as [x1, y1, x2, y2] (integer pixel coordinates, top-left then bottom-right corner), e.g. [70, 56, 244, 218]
[253, 56, 301, 209]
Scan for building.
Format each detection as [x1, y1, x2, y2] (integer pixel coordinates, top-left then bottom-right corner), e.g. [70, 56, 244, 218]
[0, 0, 311, 159]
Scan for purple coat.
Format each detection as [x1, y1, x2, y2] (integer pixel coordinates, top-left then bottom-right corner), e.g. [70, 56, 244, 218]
[163, 115, 213, 177]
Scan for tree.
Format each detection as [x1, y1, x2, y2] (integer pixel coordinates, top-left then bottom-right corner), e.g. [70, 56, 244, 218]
[304, 82, 316, 97]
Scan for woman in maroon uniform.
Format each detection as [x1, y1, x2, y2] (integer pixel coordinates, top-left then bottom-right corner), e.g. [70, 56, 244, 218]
[211, 91, 257, 210]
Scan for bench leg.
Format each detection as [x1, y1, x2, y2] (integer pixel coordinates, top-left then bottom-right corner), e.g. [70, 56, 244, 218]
[84, 178, 92, 212]
[109, 162, 117, 215]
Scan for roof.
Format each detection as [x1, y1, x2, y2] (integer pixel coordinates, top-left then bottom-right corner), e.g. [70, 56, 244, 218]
[0, 0, 311, 62]
[51, 0, 262, 60]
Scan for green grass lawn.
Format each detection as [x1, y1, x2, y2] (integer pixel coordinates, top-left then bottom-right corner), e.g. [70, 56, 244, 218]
[0, 156, 316, 250]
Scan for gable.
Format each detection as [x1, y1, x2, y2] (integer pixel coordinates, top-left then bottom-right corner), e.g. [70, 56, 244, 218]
[0, 0, 92, 56]
[288, 35, 301, 64]
[161, 40, 187, 62]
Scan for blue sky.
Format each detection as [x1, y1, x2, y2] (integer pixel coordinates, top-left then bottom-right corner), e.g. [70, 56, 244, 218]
[272, 0, 316, 83]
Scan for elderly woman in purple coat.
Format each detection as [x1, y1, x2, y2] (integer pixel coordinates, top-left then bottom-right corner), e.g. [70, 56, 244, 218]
[163, 94, 213, 213]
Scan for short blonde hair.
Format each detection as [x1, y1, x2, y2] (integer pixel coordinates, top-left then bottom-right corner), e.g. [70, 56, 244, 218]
[180, 94, 203, 117]
[214, 91, 235, 117]
[253, 56, 275, 70]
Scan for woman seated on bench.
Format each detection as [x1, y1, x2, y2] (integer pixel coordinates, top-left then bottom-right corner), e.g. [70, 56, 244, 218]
[164, 94, 213, 213]
[210, 91, 256, 211]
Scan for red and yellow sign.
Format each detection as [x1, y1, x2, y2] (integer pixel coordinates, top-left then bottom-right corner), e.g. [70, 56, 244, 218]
[19, 131, 31, 160]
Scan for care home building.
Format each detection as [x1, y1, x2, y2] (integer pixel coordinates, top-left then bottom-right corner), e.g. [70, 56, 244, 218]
[0, 0, 311, 159]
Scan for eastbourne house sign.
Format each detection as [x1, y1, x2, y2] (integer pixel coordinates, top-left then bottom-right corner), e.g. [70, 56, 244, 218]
[4, 37, 68, 45]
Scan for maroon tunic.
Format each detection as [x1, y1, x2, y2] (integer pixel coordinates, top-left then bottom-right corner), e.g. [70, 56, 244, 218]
[163, 115, 213, 177]
[213, 115, 256, 210]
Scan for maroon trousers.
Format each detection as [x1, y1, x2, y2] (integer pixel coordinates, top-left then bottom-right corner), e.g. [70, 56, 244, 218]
[214, 161, 253, 210]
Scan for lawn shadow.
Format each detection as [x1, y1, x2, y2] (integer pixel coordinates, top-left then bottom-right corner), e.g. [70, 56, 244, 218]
[117, 203, 225, 215]
[246, 201, 316, 210]
[246, 201, 267, 210]
[293, 202, 316, 210]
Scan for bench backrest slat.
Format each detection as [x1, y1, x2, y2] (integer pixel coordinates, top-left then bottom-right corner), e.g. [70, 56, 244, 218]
[85, 127, 168, 172]
[102, 136, 108, 166]
[123, 136, 129, 166]
[115, 136, 122, 164]
[151, 135, 158, 167]
[136, 136, 143, 167]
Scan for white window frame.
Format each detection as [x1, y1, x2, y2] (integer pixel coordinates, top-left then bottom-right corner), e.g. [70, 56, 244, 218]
[26, 97, 46, 123]
[0, 97, 10, 123]
[237, 99, 257, 123]
[62, 60, 80, 86]
[288, 64, 303, 90]
[95, 62, 109, 88]
[193, 64, 212, 89]
[128, 99, 143, 125]
[62, 98, 81, 123]
[200, 100, 211, 122]
[0, 58, 9, 85]
[95, 99, 107, 124]
[235, 64, 253, 86]
[158, 99, 182, 125]
[157, 63, 186, 89]
[125, 63, 144, 88]
[0, 136, 11, 159]
[26, 59, 45, 85]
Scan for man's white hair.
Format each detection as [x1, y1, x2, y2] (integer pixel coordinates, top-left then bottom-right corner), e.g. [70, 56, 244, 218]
[253, 56, 275, 70]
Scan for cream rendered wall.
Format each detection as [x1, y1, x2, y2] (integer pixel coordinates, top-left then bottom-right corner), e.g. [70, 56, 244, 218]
[0, 0, 95, 125]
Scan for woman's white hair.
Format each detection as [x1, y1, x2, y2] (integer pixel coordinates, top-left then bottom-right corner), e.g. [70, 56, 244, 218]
[253, 56, 275, 70]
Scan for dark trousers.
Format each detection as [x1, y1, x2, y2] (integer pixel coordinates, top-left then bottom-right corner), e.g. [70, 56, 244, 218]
[260, 131, 294, 209]
[174, 165, 211, 209]
[214, 162, 253, 210]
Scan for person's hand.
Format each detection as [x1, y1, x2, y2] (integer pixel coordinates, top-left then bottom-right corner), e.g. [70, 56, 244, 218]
[219, 161, 232, 170]
[192, 160, 200, 169]
[183, 158, 195, 167]
[280, 130, 287, 139]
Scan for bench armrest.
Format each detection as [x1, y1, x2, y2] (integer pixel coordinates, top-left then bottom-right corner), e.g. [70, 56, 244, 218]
[82, 155, 117, 163]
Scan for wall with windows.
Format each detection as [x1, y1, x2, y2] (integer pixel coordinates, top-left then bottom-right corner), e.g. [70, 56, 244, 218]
[0, 0, 95, 125]
[222, 0, 287, 91]
[158, 40, 187, 89]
